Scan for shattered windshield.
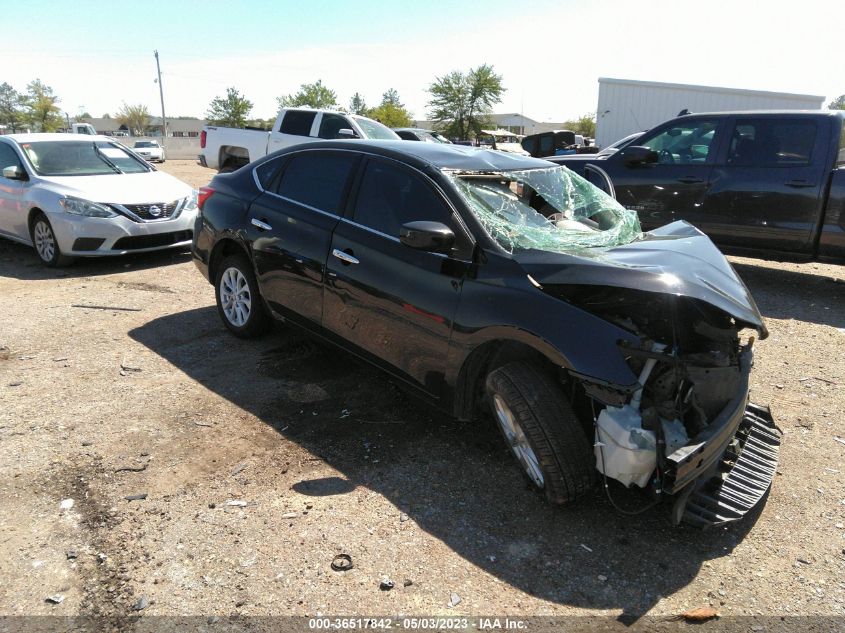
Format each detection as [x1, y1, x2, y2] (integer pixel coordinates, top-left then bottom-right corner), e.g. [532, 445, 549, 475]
[448, 166, 642, 252]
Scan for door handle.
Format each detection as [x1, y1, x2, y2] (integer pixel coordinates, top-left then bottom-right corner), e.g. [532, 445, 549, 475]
[251, 218, 272, 231]
[677, 177, 704, 184]
[332, 248, 359, 265]
[784, 180, 815, 188]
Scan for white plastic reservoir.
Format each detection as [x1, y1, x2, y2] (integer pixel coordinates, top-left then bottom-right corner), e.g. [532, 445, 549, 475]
[594, 405, 657, 488]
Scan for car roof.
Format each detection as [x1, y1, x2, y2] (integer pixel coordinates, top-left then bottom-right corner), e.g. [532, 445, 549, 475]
[276, 140, 553, 171]
[3, 133, 116, 143]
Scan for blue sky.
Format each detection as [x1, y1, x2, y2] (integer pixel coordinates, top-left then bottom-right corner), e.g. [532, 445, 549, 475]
[5, 0, 842, 122]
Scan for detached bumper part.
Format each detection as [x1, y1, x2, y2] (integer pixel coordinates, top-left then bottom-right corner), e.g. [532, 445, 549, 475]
[676, 403, 781, 528]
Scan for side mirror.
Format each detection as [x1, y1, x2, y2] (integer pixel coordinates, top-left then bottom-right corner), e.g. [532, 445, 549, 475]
[3, 165, 27, 181]
[337, 128, 359, 139]
[620, 145, 658, 167]
[400, 221, 455, 253]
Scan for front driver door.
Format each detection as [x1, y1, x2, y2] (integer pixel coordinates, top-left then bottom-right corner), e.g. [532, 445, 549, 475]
[609, 117, 722, 231]
[323, 157, 473, 396]
[0, 142, 28, 240]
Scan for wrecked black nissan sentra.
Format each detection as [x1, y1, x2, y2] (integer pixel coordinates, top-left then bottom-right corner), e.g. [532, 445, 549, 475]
[192, 141, 781, 527]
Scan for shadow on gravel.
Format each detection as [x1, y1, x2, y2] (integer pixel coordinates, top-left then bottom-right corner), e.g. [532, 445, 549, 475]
[0, 239, 191, 281]
[130, 306, 765, 619]
[731, 262, 845, 329]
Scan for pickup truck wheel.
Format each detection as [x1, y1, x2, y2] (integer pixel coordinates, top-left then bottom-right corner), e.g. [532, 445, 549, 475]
[215, 254, 270, 338]
[485, 362, 595, 504]
[30, 213, 74, 267]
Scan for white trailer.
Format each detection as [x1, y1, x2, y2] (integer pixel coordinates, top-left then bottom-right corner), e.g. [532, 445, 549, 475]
[595, 77, 825, 149]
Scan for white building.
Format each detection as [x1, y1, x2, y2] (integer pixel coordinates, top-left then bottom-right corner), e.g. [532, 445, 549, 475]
[595, 77, 825, 148]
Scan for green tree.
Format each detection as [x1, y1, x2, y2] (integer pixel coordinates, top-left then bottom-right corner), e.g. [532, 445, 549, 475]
[366, 88, 412, 128]
[205, 87, 253, 127]
[348, 92, 368, 115]
[427, 64, 505, 140]
[25, 79, 63, 132]
[79, 111, 92, 119]
[278, 80, 338, 109]
[0, 82, 25, 133]
[828, 95, 845, 110]
[116, 103, 151, 136]
[562, 112, 596, 138]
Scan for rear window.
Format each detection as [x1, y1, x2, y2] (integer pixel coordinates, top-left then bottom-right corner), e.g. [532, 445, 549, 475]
[274, 151, 357, 214]
[279, 110, 316, 136]
[727, 119, 817, 166]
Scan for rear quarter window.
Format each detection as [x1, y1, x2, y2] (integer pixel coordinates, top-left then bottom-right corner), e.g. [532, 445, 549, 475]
[728, 118, 817, 166]
[838, 119, 845, 167]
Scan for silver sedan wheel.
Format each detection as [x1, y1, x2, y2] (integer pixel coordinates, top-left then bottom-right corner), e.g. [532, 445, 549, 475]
[33, 220, 56, 263]
[219, 266, 252, 327]
[493, 394, 545, 488]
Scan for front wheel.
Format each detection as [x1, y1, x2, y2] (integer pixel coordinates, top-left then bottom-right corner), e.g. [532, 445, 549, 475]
[215, 254, 270, 338]
[30, 213, 73, 267]
[485, 362, 595, 504]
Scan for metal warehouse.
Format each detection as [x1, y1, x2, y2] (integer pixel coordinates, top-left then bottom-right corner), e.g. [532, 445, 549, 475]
[595, 77, 825, 148]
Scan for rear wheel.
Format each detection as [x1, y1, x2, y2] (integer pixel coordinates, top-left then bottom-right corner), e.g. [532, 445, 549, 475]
[30, 213, 73, 267]
[485, 361, 595, 504]
[215, 254, 270, 338]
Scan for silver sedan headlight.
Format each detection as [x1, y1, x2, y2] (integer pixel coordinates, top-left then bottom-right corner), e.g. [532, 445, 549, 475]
[59, 197, 118, 218]
[183, 190, 199, 212]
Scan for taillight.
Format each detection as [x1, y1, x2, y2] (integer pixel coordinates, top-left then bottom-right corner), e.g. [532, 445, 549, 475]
[200, 130, 207, 149]
[198, 186, 215, 210]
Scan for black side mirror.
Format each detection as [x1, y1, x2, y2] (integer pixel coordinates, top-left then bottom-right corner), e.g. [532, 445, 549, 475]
[620, 145, 658, 167]
[400, 221, 455, 253]
[2, 165, 27, 181]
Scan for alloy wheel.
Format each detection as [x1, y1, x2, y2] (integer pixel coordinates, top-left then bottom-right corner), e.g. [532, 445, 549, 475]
[492, 394, 545, 487]
[219, 267, 252, 327]
[33, 220, 56, 263]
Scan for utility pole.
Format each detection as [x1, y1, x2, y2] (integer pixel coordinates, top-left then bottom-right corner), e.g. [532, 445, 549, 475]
[154, 50, 167, 148]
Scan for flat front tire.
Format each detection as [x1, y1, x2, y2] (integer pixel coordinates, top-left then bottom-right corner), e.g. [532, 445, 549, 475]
[215, 254, 270, 338]
[30, 213, 73, 267]
[486, 361, 595, 504]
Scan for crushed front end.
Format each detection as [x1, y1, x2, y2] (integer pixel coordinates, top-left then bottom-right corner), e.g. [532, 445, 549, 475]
[555, 284, 782, 528]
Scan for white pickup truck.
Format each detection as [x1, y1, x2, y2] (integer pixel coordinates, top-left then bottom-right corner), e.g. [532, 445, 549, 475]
[199, 108, 400, 172]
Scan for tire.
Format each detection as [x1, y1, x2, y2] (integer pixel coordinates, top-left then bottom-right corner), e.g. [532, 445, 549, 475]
[485, 361, 595, 504]
[214, 254, 270, 338]
[30, 212, 73, 267]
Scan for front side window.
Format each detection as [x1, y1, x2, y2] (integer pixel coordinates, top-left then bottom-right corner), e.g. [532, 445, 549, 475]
[21, 141, 150, 176]
[318, 113, 354, 139]
[0, 143, 23, 173]
[274, 151, 357, 214]
[638, 120, 718, 165]
[279, 110, 316, 136]
[353, 159, 454, 237]
[448, 166, 641, 253]
[727, 118, 817, 166]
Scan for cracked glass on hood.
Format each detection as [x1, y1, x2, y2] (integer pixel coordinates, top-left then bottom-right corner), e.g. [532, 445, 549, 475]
[448, 166, 641, 252]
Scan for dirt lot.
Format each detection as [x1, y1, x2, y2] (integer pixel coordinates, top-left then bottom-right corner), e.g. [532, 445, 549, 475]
[1, 160, 844, 625]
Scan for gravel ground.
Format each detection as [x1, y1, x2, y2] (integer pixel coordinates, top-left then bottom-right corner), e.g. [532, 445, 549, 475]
[0, 160, 843, 625]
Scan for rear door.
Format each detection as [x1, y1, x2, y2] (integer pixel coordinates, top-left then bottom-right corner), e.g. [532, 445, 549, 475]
[267, 110, 318, 154]
[248, 149, 360, 330]
[702, 115, 829, 252]
[323, 157, 472, 395]
[607, 117, 723, 231]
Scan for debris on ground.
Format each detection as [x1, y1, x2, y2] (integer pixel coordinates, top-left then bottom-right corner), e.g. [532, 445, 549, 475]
[580, 543, 593, 553]
[225, 500, 248, 507]
[59, 499, 74, 511]
[133, 595, 149, 611]
[124, 493, 148, 501]
[448, 592, 461, 608]
[379, 577, 395, 591]
[231, 462, 248, 476]
[403, 579, 413, 587]
[115, 463, 148, 473]
[281, 512, 299, 519]
[65, 550, 78, 560]
[399, 513, 409, 522]
[331, 554, 353, 572]
[45, 594, 65, 604]
[193, 420, 213, 427]
[674, 606, 719, 622]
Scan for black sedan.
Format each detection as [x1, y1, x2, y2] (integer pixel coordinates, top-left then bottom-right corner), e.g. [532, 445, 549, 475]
[192, 141, 780, 527]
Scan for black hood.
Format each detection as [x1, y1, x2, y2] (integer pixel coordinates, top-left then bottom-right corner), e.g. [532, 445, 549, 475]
[515, 221, 768, 338]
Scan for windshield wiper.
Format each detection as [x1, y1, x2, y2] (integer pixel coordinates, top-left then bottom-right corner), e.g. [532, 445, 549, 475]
[92, 143, 122, 174]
